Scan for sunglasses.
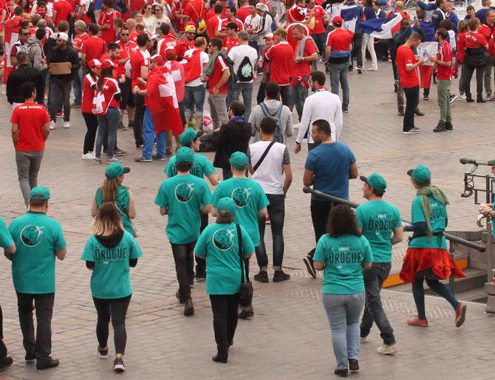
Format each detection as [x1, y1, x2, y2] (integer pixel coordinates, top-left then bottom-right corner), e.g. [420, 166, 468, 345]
[22, 32, 30, 36]
[121, 33, 129, 36]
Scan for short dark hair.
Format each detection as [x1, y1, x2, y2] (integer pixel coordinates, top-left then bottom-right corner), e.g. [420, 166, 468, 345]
[137, 32, 150, 46]
[260, 117, 277, 135]
[408, 32, 422, 42]
[20, 82, 36, 101]
[312, 119, 331, 136]
[226, 22, 238, 31]
[310, 71, 325, 86]
[14, 5, 23, 15]
[176, 161, 193, 173]
[88, 23, 99, 35]
[57, 20, 69, 32]
[327, 205, 361, 237]
[227, 5, 236, 13]
[107, 42, 119, 51]
[439, 19, 453, 30]
[214, 4, 223, 13]
[210, 38, 223, 50]
[160, 23, 170, 35]
[103, 0, 113, 7]
[229, 100, 245, 116]
[265, 81, 280, 99]
[35, 27, 46, 40]
[436, 27, 448, 40]
[30, 199, 47, 208]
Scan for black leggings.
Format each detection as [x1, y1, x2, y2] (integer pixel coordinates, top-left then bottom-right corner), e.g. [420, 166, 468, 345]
[171, 243, 195, 300]
[210, 294, 240, 349]
[82, 112, 98, 154]
[0, 305, 6, 359]
[93, 295, 131, 355]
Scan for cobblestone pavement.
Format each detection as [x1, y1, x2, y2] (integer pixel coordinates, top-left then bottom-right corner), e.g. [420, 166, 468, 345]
[1, 61, 495, 379]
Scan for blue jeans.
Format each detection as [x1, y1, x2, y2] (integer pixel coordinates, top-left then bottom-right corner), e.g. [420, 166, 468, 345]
[293, 81, 308, 121]
[184, 85, 206, 118]
[143, 108, 166, 159]
[231, 82, 254, 121]
[279, 85, 293, 109]
[255, 194, 285, 269]
[360, 263, 395, 345]
[323, 292, 365, 370]
[329, 62, 350, 109]
[96, 107, 120, 158]
[72, 67, 83, 104]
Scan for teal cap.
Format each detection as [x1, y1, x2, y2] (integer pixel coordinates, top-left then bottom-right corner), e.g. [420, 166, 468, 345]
[29, 186, 50, 200]
[105, 162, 130, 179]
[176, 147, 195, 163]
[360, 172, 387, 192]
[216, 197, 236, 216]
[179, 128, 199, 146]
[229, 151, 249, 170]
[407, 164, 431, 184]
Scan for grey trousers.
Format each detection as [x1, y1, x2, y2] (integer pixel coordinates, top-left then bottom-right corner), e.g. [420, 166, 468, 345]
[15, 150, 44, 206]
[208, 93, 228, 130]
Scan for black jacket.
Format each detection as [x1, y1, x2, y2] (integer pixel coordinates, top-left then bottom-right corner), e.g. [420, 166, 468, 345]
[7, 65, 45, 104]
[212, 119, 252, 170]
[47, 45, 80, 81]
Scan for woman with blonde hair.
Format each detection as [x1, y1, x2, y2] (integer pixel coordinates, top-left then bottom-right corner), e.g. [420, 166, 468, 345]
[82, 202, 142, 373]
[91, 162, 136, 236]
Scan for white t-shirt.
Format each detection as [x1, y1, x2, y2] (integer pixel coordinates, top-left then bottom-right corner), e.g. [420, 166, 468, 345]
[249, 141, 290, 195]
[184, 49, 210, 87]
[228, 44, 258, 83]
[245, 14, 262, 40]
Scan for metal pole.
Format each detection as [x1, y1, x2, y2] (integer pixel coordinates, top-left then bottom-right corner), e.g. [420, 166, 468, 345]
[448, 240, 455, 295]
[487, 218, 493, 282]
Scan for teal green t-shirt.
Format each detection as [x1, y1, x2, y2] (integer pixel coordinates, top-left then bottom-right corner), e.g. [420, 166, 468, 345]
[356, 200, 402, 263]
[0, 217, 14, 249]
[9, 212, 67, 294]
[409, 195, 447, 249]
[165, 153, 216, 179]
[313, 234, 373, 295]
[154, 174, 211, 244]
[81, 231, 142, 299]
[210, 178, 269, 247]
[194, 223, 254, 295]
[95, 186, 134, 236]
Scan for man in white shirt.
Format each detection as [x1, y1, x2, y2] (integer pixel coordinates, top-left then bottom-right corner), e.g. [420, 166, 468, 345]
[295, 70, 342, 152]
[255, 3, 273, 56]
[228, 31, 258, 120]
[249, 117, 292, 283]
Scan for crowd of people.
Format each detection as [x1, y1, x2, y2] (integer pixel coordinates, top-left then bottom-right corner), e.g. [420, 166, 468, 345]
[0, 0, 490, 376]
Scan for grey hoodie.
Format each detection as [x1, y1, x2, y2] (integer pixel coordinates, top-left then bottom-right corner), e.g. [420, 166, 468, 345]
[27, 37, 44, 71]
[248, 98, 293, 143]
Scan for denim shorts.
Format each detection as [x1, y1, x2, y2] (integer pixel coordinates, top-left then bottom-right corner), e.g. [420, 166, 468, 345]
[184, 84, 206, 116]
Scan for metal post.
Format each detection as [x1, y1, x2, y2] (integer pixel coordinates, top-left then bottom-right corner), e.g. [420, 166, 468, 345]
[487, 218, 493, 283]
[448, 240, 455, 295]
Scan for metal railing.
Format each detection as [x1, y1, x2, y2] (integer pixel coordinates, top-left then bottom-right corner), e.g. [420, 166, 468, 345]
[303, 186, 486, 252]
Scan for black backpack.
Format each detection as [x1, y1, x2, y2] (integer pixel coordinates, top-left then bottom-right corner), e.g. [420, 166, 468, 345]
[236, 56, 254, 82]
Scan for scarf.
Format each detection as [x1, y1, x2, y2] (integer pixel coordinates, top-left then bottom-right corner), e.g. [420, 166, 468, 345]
[416, 185, 449, 239]
[203, 50, 229, 78]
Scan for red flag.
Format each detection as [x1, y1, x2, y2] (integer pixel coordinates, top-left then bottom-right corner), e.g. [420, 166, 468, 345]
[3, 15, 23, 83]
[146, 66, 184, 135]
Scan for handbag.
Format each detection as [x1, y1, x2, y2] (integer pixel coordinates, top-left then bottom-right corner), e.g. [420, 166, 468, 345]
[252, 140, 275, 172]
[236, 224, 253, 307]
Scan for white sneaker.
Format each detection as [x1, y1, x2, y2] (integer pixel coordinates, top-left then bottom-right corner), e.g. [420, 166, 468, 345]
[82, 152, 95, 160]
[63, 121, 70, 128]
[367, 67, 378, 71]
[377, 343, 397, 355]
[50, 121, 56, 130]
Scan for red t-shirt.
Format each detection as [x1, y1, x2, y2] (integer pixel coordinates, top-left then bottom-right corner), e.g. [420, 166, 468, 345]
[10, 103, 50, 151]
[396, 44, 419, 88]
[100, 77, 121, 111]
[207, 55, 229, 94]
[221, 18, 244, 32]
[175, 38, 195, 59]
[98, 9, 121, 45]
[326, 28, 353, 52]
[73, 32, 89, 51]
[293, 37, 318, 77]
[236, 6, 252, 22]
[82, 73, 98, 113]
[308, 5, 326, 35]
[206, 6, 226, 21]
[130, 48, 150, 89]
[457, 32, 466, 62]
[53, 0, 73, 25]
[184, 0, 206, 23]
[265, 41, 295, 86]
[81, 36, 107, 64]
[287, 23, 309, 50]
[207, 15, 223, 39]
[465, 31, 488, 49]
[223, 36, 239, 53]
[436, 40, 453, 80]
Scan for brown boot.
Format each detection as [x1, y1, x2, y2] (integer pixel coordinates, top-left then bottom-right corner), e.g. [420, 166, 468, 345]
[184, 297, 194, 316]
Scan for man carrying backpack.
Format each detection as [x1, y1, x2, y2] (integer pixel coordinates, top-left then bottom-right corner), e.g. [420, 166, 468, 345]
[249, 82, 293, 143]
[228, 31, 258, 121]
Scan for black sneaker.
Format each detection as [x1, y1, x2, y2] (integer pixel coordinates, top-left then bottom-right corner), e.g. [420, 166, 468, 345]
[98, 346, 108, 359]
[25, 352, 36, 362]
[398, 108, 404, 116]
[334, 368, 349, 377]
[195, 266, 206, 281]
[0, 356, 13, 370]
[212, 352, 228, 363]
[303, 256, 317, 279]
[118, 122, 126, 130]
[134, 156, 152, 162]
[36, 356, 59, 370]
[254, 270, 269, 283]
[238, 305, 254, 320]
[273, 270, 290, 282]
[357, 67, 362, 74]
[445, 121, 453, 130]
[176, 289, 185, 304]
[184, 298, 194, 316]
[433, 121, 446, 133]
[348, 359, 359, 371]
[113, 358, 125, 372]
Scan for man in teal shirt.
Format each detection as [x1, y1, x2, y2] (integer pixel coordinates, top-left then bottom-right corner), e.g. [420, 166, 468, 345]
[0, 217, 16, 370]
[210, 151, 269, 319]
[355, 173, 403, 355]
[8, 187, 67, 370]
[155, 147, 211, 317]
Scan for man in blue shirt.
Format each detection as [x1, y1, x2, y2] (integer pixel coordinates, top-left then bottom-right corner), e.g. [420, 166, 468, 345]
[302, 119, 358, 278]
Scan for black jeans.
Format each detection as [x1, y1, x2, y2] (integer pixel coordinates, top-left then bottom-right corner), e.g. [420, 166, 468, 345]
[255, 194, 285, 268]
[82, 112, 98, 154]
[412, 275, 459, 320]
[210, 294, 240, 350]
[360, 263, 396, 345]
[462, 63, 484, 98]
[134, 94, 145, 147]
[312, 33, 326, 57]
[256, 81, 266, 105]
[16, 292, 55, 359]
[93, 295, 131, 354]
[171, 242, 195, 300]
[279, 85, 293, 109]
[49, 77, 71, 122]
[351, 33, 363, 68]
[195, 213, 209, 273]
[403, 86, 419, 131]
[308, 200, 334, 259]
[0, 305, 7, 359]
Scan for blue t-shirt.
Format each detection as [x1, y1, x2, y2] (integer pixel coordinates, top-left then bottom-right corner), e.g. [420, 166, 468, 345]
[305, 142, 355, 201]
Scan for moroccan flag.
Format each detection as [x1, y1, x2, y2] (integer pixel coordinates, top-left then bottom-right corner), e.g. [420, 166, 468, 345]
[146, 66, 184, 135]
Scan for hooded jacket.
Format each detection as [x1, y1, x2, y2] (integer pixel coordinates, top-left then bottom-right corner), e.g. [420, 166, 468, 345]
[27, 37, 45, 71]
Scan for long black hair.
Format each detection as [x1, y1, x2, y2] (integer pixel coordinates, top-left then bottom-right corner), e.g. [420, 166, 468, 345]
[327, 205, 362, 238]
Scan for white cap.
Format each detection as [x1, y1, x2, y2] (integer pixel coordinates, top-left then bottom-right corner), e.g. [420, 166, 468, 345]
[256, 3, 269, 12]
[57, 32, 69, 41]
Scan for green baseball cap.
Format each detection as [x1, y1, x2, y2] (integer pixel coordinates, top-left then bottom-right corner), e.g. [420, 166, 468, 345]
[176, 147, 195, 163]
[29, 186, 50, 200]
[229, 151, 249, 170]
[407, 164, 431, 184]
[360, 172, 387, 193]
[179, 128, 199, 146]
[105, 162, 130, 179]
[216, 197, 236, 216]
